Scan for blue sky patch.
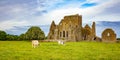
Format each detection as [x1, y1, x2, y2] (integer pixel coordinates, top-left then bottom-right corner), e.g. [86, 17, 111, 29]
[81, 3, 97, 8]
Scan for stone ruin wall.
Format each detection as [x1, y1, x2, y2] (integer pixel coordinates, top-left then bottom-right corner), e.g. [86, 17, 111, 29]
[48, 14, 117, 42]
[102, 28, 116, 42]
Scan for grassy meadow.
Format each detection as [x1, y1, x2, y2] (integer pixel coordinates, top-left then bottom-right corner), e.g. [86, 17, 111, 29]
[0, 41, 120, 60]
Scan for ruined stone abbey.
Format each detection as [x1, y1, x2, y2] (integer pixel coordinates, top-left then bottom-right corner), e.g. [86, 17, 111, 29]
[48, 14, 117, 42]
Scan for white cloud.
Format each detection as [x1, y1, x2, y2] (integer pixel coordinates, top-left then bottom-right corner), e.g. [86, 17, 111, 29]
[35, 0, 120, 24]
[0, 20, 28, 31]
[86, 0, 102, 3]
[1, 0, 120, 27]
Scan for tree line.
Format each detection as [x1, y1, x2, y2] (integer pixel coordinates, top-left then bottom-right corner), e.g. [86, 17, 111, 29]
[0, 26, 45, 41]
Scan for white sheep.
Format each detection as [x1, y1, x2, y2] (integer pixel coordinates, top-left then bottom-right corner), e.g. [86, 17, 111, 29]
[58, 40, 65, 45]
[32, 40, 39, 48]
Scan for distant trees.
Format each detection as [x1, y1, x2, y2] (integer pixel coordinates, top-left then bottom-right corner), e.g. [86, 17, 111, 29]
[6, 34, 19, 41]
[0, 30, 19, 41]
[0, 30, 7, 40]
[19, 34, 26, 40]
[0, 26, 45, 41]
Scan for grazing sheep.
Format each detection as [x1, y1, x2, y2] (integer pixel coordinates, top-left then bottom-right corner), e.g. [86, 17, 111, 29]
[32, 40, 39, 48]
[58, 40, 65, 45]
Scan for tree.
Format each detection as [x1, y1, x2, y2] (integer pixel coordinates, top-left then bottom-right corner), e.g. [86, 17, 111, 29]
[6, 34, 19, 41]
[25, 26, 45, 40]
[0, 30, 7, 40]
[19, 34, 26, 40]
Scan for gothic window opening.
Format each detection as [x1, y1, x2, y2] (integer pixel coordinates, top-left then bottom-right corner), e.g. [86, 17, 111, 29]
[107, 33, 110, 36]
[66, 31, 68, 37]
[76, 25, 77, 28]
[60, 32, 62, 37]
[63, 31, 65, 37]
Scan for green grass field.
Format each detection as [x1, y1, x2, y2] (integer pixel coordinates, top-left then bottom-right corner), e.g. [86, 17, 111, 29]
[0, 41, 120, 60]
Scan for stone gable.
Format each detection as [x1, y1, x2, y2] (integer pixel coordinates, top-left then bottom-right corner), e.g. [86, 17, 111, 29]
[102, 28, 116, 42]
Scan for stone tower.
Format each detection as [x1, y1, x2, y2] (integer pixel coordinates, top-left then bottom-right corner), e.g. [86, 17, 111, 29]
[58, 14, 82, 41]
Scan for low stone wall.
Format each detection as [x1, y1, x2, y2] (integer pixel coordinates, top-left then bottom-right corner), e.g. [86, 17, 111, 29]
[39, 39, 69, 42]
[39, 40, 58, 42]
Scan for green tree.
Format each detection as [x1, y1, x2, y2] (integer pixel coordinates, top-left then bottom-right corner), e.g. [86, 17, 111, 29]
[6, 34, 19, 41]
[25, 26, 45, 40]
[0, 30, 7, 40]
[19, 34, 27, 40]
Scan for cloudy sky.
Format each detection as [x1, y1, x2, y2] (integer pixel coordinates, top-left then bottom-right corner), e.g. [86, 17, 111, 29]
[0, 0, 120, 38]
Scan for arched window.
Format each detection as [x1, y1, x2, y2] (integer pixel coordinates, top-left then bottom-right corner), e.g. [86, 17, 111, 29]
[107, 33, 110, 36]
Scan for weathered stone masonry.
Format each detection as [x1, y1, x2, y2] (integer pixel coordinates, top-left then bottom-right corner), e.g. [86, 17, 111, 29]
[47, 14, 97, 41]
